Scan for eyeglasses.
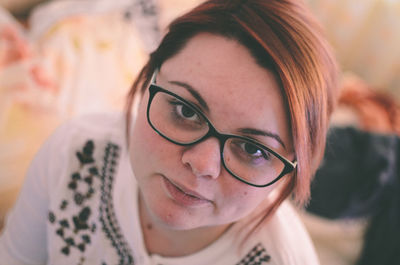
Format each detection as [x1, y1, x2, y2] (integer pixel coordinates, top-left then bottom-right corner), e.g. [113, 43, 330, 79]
[146, 70, 297, 187]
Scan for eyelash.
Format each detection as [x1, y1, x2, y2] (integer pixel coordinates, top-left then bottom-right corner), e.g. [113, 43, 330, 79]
[231, 140, 271, 163]
[168, 99, 203, 124]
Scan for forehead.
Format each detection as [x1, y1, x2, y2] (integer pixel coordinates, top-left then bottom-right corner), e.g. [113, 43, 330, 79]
[158, 33, 291, 148]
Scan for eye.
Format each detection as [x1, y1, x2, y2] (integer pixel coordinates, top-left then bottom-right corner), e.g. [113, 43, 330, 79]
[176, 104, 198, 120]
[241, 142, 266, 158]
[229, 138, 272, 165]
[167, 98, 205, 128]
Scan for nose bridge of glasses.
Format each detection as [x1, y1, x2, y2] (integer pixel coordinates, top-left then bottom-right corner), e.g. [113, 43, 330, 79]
[198, 123, 231, 152]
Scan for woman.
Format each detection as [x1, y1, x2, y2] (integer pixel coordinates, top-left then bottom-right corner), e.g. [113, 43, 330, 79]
[0, 0, 338, 264]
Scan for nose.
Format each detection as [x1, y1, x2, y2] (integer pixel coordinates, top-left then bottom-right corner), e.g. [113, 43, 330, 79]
[181, 137, 222, 179]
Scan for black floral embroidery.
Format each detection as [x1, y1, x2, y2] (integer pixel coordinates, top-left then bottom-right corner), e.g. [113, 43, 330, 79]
[48, 139, 134, 264]
[236, 243, 271, 265]
[72, 207, 91, 232]
[99, 143, 134, 264]
[76, 140, 95, 164]
[48, 140, 100, 260]
[60, 200, 68, 210]
[48, 211, 56, 223]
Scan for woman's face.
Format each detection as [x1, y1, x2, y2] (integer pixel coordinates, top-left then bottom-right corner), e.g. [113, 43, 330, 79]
[129, 33, 293, 231]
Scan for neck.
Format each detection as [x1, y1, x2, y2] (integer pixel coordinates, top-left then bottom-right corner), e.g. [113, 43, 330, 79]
[139, 195, 232, 257]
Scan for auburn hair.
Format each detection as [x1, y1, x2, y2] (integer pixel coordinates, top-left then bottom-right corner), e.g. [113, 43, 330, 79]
[126, 0, 338, 224]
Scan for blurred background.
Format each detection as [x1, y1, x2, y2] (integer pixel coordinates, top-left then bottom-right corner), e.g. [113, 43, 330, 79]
[0, 0, 399, 264]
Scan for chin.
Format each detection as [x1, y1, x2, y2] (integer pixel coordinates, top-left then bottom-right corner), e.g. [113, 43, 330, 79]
[139, 173, 215, 230]
[147, 200, 205, 230]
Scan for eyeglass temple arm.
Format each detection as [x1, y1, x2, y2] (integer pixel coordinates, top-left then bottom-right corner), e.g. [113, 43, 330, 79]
[150, 68, 159, 84]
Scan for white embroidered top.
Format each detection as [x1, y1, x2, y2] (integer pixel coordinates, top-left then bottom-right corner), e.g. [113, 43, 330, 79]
[0, 113, 319, 265]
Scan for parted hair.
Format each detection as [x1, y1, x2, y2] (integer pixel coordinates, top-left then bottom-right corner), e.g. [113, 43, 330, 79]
[126, 0, 339, 227]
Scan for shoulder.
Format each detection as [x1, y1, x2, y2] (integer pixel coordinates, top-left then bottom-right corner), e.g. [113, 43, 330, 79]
[35, 112, 127, 195]
[244, 201, 320, 265]
[52, 112, 126, 142]
[43, 112, 126, 161]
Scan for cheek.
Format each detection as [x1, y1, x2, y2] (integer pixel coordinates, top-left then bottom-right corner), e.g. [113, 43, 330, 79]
[130, 109, 152, 166]
[216, 180, 275, 222]
[235, 187, 272, 208]
[129, 103, 179, 177]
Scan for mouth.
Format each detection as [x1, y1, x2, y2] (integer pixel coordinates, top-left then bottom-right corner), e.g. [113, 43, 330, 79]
[162, 176, 212, 207]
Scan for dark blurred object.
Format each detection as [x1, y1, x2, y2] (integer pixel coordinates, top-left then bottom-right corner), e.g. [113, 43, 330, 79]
[0, 0, 50, 21]
[307, 127, 400, 265]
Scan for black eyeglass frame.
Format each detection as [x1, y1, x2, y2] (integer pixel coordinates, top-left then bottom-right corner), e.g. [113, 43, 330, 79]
[146, 71, 297, 187]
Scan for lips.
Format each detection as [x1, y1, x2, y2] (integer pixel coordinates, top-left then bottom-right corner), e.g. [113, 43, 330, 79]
[162, 176, 212, 207]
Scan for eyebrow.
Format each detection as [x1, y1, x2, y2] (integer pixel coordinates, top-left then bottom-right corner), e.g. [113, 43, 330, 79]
[166, 78, 285, 149]
[238, 128, 286, 149]
[168, 80, 210, 113]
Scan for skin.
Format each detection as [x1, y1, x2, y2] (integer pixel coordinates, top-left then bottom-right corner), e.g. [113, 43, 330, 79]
[129, 33, 293, 257]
